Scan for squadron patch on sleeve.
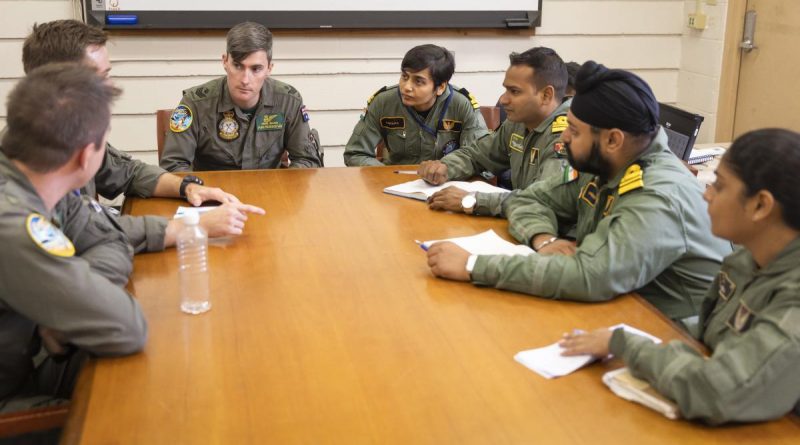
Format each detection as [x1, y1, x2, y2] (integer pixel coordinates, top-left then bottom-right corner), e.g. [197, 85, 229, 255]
[300, 105, 310, 122]
[26, 214, 75, 257]
[551, 115, 568, 134]
[169, 105, 193, 133]
[718, 271, 736, 301]
[562, 163, 579, 183]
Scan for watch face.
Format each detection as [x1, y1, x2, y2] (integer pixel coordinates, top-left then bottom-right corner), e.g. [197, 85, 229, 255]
[461, 194, 477, 209]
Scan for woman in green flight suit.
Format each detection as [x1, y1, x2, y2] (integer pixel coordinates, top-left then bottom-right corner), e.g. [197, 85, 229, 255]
[560, 128, 800, 425]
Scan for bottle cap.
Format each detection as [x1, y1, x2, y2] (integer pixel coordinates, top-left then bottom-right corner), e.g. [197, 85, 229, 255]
[182, 208, 200, 225]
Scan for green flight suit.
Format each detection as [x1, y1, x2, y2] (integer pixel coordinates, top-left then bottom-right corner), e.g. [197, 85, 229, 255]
[82, 143, 168, 254]
[160, 76, 322, 172]
[442, 98, 572, 216]
[343, 84, 489, 166]
[610, 237, 800, 424]
[470, 128, 733, 321]
[0, 152, 147, 411]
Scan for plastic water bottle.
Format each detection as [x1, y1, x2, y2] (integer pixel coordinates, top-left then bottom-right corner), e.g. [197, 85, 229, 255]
[178, 209, 211, 314]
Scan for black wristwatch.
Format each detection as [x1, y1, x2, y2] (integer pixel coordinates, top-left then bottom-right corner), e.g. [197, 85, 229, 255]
[179, 175, 204, 199]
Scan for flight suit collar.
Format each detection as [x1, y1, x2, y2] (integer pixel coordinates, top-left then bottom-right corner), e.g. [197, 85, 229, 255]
[531, 97, 572, 135]
[0, 151, 50, 217]
[218, 76, 275, 115]
[753, 236, 800, 277]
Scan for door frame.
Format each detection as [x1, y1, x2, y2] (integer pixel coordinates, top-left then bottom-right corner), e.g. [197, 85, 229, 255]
[716, 0, 748, 142]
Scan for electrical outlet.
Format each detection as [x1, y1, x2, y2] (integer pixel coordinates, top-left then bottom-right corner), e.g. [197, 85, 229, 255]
[688, 13, 708, 30]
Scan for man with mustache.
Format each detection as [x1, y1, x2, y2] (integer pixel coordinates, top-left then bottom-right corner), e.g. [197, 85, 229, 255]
[160, 22, 323, 171]
[425, 61, 732, 331]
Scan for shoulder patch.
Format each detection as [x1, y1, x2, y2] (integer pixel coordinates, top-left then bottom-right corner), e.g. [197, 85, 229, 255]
[726, 301, 754, 333]
[457, 87, 480, 110]
[551, 115, 568, 133]
[562, 163, 579, 183]
[26, 214, 75, 257]
[367, 86, 388, 106]
[619, 163, 644, 195]
[169, 105, 193, 133]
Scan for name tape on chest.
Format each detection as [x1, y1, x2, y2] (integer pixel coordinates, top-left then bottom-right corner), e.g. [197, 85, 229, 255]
[509, 133, 525, 153]
[169, 105, 193, 133]
[380, 116, 406, 130]
[26, 213, 75, 257]
[257, 113, 285, 131]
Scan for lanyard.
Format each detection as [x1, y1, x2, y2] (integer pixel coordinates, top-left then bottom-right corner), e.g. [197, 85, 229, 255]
[399, 85, 453, 137]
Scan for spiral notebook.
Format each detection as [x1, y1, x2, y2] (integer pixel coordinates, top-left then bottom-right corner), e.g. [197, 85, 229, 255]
[687, 146, 726, 165]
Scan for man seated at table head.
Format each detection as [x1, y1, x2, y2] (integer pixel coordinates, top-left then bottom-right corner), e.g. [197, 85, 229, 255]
[20, 19, 264, 254]
[419, 47, 571, 217]
[160, 21, 323, 172]
[343, 44, 489, 166]
[426, 61, 733, 331]
[0, 63, 147, 414]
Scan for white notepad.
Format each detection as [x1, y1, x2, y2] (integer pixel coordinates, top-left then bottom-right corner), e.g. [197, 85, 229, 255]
[173, 206, 218, 219]
[419, 229, 534, 256]
[384, 179, 508, 201]
[514, 324, 661, 379]
[688, 146, 725, 165]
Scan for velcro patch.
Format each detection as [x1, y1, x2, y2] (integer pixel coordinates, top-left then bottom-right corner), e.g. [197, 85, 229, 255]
[528, 147, 540, 165]
[726, 301, 754, 333]
[602, 195, 615, 216]
[718, 271, 735, 301]
[551, 115, 568, 133]
[509, 133, 525, 153]
[579, 180, 599, 207]
[380, 117, 405, 129]
[619, 164, 644, 195]
[257, 113, 285, 131]
[438, 119, 463, 132]
[169, 105, 193, 133]
[562, 164, 579, 183]
[443, 139, 460, 155]
[300, 105, 310, 122]
[553, 141, 567, 156]
[26, 214, 75, 257]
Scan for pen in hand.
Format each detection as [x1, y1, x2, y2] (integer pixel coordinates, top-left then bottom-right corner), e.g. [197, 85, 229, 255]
[393, 170, 418, 175]
[414, 240, 429, 251]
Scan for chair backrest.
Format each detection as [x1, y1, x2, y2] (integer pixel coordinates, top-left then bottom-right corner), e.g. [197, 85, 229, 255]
[0, 404, 70, 439]
[155, 109, 172, 161]
[479, 106, 501, 131]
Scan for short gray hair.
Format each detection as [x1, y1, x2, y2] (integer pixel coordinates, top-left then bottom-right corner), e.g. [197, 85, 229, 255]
[226, 22, 272, 63]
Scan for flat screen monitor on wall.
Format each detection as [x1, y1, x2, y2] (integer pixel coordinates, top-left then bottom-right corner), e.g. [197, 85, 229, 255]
[83, 0, 542, 30]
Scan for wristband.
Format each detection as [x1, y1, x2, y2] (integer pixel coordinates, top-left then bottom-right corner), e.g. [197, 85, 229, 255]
[534, 236, 558, 251]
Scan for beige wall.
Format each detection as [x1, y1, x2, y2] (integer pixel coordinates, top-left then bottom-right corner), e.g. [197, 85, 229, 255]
[1, 0, 725, 167]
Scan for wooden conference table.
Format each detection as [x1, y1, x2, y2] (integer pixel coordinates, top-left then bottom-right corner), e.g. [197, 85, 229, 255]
[63, 167, 798, 444]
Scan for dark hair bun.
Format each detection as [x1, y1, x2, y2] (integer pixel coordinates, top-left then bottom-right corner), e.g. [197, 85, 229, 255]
[575, 60, 607, 94]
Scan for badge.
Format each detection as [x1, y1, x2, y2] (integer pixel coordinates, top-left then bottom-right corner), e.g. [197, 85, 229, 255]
[718, 271, 735, 301]
[438, 119, 463, 132]
[726, 301, 754, 333]
[300, 105, 310, 122]
[218, 111, 240, 141]
[602, 195, 615, 216]
[169, 105, 193, 133]
[553, 141, 567, 156]
[528, 147, 540, 165]
[619, 164, 644, 195]
[380, 117, 405, 130]
[26, 214, 75, 257]
[257, 113, 285, 131]
[443, 139, 460, 155]
[551, 115, 568, 134]
[509, 133, 525, 153]
[579, 180, 599, 207]
[88, 199, 103, 213]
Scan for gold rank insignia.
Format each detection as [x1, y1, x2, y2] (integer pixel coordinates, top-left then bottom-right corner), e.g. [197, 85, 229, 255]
[26, 214, 75, 257]
[218, 111, 239, 141]
[367, 86, 387, 106]
[619, 164, 644, 195]
[457, 87, 480, 110]
[551, 115, 568, 133]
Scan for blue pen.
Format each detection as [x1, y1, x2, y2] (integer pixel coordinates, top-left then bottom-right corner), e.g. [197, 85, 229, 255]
[414, 240, 429, 251]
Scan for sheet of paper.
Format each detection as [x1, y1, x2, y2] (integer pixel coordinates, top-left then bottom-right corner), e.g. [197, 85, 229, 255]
[173, 206, 218, 219]
[384, 179, 508, 199]
[420, 229, 534, 256]
[514, 324, 661, 379]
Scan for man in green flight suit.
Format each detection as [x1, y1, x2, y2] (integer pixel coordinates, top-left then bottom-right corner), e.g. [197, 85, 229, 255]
[0, 64, 147, 415]
[426, 61, 733, 330]
[343, 44, 489, 166]
[419, 47, 571, 217]
[20, 19, 264, 254]
[160, 22, 323, 172]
